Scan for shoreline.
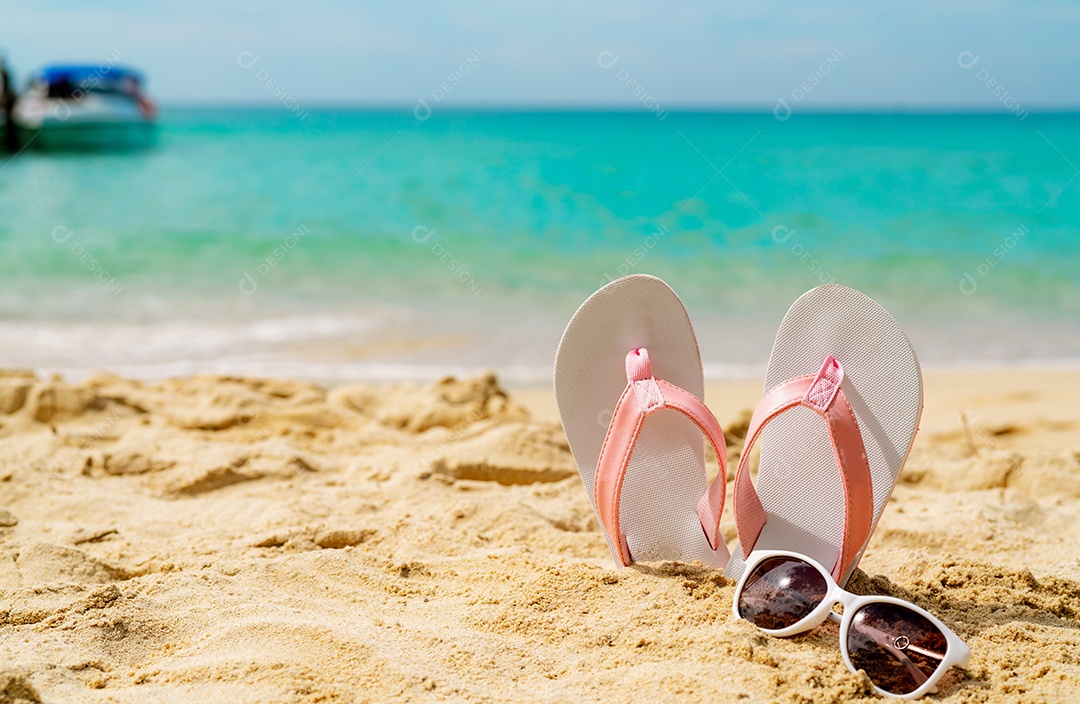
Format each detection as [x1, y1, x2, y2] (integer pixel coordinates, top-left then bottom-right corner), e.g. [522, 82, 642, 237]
[23, 358, 1080, 391]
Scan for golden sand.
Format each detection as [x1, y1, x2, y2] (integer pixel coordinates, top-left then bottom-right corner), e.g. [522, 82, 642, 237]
[0, 368, 1077, 703]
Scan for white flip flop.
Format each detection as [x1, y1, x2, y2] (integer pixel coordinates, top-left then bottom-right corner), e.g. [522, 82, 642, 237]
[554, 275, 730, 568]
[722, 284, 922, 586]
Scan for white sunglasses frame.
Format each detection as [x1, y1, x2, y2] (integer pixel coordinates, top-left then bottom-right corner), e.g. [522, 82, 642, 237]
[732, 550, 972, 699]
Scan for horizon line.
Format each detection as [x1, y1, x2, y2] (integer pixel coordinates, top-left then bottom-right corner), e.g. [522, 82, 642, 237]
[155, 101, 1080, 114]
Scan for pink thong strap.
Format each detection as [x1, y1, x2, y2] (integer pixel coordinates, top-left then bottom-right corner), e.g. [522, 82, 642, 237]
[593, 348, 730, 567]
[707, 355, 874, 581]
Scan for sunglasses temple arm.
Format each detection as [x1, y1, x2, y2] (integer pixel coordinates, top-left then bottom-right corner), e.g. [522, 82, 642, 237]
[858, 623, 931, 689]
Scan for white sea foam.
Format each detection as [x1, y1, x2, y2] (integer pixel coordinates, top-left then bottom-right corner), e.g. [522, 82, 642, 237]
[3, 303, 1080, 386]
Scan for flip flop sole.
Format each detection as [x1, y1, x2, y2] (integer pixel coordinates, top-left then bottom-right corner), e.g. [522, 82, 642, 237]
[726, 284, 922, 585]
[555, 275, 725, 567]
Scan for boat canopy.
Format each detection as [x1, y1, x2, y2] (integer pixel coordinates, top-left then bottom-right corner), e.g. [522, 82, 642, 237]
[32, 64, 145, 99]
[38, 65, 144, 85]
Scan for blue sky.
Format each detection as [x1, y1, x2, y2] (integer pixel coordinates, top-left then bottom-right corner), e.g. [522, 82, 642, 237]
[2, 1, 1078, 108]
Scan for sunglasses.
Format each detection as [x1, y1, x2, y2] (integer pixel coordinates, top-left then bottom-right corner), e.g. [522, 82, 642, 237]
[732, 550, 971, 699]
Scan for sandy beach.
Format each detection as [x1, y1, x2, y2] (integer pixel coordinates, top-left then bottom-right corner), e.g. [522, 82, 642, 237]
[0, 367, 1077, 703]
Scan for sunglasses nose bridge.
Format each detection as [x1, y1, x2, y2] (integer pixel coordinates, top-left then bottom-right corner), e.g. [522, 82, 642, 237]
[833, 587, 860, 613]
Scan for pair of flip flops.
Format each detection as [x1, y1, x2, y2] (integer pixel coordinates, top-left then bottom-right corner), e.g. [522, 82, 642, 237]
[554, 275, 922, 586]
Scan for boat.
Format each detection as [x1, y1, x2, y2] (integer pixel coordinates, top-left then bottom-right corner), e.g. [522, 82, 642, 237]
[11, 64, 157, 151]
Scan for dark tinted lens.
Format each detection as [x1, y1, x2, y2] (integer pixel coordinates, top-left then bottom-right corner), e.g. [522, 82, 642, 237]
[737, 556, 829, 631]
[847, 602, 949, 695]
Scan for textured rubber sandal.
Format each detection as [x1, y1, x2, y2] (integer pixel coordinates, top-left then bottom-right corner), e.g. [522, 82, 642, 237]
[723, 284, 922, 586]
[555, 275, 729, 568]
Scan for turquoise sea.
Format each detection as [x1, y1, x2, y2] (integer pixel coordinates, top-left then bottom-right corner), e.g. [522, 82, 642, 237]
[1, 109, 1078, 382]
